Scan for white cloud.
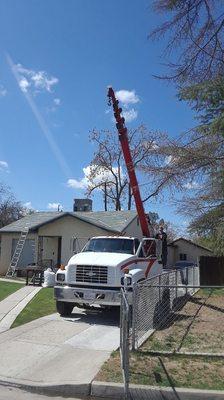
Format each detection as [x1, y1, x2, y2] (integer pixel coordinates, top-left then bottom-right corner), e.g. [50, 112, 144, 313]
[67, 178, 86, 190]
[67, 164, 124, 190]
[19, 77, 30, 93]
[110, 89, 140, 124]
[7, 54, 72, 179]
[15, 63, 58, 94]
[115, 90, 139, 105]
[142, 140, 159, 150]
[23, 201, 32, 208]
[48, 202, 62, 210]
[0, 160, 9, 172]
[0, 85, 7, 97]
[164, 155, 173, 165]
[23, 201, 36, 211]
[184, 181, 201, 190]
[53, 98, 61, 106]
[122, 108, 138, 122]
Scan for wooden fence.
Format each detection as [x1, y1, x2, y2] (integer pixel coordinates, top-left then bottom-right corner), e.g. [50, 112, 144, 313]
[200, 256, 224, 285]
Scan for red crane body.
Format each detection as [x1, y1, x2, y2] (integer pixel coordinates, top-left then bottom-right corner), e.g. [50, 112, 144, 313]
[107, 87, 151, 238]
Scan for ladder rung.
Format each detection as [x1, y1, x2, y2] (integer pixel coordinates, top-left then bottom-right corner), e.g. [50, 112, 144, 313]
[6, 229, 29, 277]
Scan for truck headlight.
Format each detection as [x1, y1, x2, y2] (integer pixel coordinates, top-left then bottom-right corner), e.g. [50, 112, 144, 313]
[57, 273, 65, 282]
[121, 276, 132, 286]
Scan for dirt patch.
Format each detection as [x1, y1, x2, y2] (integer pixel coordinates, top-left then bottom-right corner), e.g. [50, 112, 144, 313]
[142, 289, 224, 354]
[96, 289, 224, 390]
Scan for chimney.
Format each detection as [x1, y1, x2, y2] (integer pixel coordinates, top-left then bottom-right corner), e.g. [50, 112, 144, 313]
[73, 198, 92, 212]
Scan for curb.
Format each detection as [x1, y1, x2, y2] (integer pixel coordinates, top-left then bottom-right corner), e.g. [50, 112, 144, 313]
[91, 381, 224, 400]
[1, 376, 224, 399]
[0, 377, 90, 397]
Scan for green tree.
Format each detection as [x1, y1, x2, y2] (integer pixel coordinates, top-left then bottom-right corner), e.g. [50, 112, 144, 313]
[150, 1, 224, 251]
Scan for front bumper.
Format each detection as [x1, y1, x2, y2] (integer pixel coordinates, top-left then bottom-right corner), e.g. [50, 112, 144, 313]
[54, 286, 132, 306]
[54, 285, 132, 307]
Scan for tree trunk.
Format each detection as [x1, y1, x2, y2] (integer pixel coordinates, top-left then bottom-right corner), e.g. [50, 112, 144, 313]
[128, 183, 132, 210]
[104, 182, 107, 211]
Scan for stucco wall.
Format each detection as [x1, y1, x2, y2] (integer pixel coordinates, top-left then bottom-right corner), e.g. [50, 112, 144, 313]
[0, 232, 38, 275]
[0, 214, 141, 275]
[168, 239, 212, 265]
[123, 216, 142, 239]
[38, 215, 117, 265]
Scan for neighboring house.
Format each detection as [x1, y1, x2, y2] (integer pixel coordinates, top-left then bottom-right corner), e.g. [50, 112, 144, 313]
[167, 237, 213, 266]
[0, 211, 141, 275]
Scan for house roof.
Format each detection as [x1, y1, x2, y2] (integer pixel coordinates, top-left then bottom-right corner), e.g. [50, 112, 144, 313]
[168, 237, 213, 253]
[0, 211, 137, 234]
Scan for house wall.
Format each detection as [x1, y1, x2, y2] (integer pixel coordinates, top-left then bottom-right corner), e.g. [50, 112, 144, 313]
[123, 216, 142, 239]
[167, 246, 176, 267]
[0, 232, 38, 275]
[168, 239, 212, 265]
[0, 215, 141, 275]
[38, 215, 116, 265]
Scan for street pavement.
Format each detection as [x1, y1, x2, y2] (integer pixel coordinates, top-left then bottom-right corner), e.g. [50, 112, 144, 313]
[0, 307, 120, 396]
[0, 385, 106, 400]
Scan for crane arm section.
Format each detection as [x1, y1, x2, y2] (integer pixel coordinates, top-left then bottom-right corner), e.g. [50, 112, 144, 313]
[107, 86, 151, 238]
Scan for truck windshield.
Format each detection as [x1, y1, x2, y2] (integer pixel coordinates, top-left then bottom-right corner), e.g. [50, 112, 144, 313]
[82, 238, 134, 254]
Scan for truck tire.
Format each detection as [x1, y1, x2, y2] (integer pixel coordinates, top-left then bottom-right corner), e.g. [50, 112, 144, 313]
[56, 301, 74, 316]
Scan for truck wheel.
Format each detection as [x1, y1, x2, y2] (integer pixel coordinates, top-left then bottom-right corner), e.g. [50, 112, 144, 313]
[56, 301, 74, 316]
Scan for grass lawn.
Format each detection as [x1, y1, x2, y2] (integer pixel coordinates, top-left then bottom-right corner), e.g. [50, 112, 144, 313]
[11, 288, 56, 328]
[0, 281, 24, 302]
[96, 289, 224, 391]
[97, 351, 224, 391]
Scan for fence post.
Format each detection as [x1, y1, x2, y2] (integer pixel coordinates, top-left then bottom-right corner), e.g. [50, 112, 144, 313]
[186, 267, 188, 296]
[175, 269, 178, 302]
[120, 288, 130, 400]
[132, 283, 137, 351]
[159, 274, 161, 302]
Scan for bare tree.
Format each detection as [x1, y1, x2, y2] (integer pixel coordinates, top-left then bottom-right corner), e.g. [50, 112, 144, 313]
[0, 183, 32, 228]
[150, 0, 224, 84]
[86, 126, 170, 210]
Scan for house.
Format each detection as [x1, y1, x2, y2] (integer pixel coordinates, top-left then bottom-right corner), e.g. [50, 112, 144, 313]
[0, 210, 141, 275]
[167, 237, 213, 266]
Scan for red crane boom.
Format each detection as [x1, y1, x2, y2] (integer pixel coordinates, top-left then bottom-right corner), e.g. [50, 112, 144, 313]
[107, 86, 151, 238]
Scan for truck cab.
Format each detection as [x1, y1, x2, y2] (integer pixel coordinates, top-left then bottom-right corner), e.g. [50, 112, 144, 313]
[54, 236, 163, 316]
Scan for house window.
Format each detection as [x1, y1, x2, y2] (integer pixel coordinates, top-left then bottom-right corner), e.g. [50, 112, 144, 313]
[180, 253, 187, 261]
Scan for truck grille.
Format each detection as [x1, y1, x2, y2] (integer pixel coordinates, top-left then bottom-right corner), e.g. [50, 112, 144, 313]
[76, 265, 108, 284]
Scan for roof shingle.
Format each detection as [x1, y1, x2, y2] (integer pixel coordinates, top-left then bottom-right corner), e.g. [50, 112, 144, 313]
[0, 211, 137, 234]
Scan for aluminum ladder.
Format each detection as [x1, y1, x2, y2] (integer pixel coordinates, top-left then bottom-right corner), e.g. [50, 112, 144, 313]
[6, 226, 30, 277]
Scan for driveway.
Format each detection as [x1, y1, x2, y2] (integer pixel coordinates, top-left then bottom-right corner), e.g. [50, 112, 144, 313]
[0, 307, 120, 396]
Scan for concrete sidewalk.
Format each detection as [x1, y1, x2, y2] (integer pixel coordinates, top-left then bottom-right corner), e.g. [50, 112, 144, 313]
[0, 286, 42, 333]
[0, 309, 120, 397]
[0, 278, 26, 284]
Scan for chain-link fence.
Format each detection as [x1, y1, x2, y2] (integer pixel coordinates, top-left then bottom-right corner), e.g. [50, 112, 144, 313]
[119, 266, 224, 399]
[132, 266, 200, 350]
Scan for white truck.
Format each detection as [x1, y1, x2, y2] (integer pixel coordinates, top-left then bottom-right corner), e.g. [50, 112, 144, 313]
[54, 235, 163, 316]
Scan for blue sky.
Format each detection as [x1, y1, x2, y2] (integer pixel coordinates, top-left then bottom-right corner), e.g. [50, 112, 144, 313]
[0, 0, 195, 231]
